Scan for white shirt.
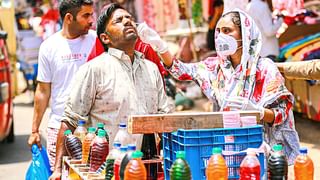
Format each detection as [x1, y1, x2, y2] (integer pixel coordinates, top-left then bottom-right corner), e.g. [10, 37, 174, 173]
[247, 0, 283, 57]
[37, 30, 96, 129]
[62, 48, 174, 146]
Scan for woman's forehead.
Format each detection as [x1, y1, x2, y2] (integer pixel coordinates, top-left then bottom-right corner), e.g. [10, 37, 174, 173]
[217, 16, 236, 29]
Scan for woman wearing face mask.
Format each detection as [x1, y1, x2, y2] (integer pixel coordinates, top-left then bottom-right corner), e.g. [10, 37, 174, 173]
[138, 9, 300, 164]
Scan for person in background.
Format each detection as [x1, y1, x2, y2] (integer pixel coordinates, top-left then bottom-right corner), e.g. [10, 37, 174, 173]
[49, 3, 173, 179]
[27, 0, 96, 171]
[246, 0, 283, 60]
[138, 9, 300, 165]
[276, 59, 320, 80]
[207, 0, 224, 51]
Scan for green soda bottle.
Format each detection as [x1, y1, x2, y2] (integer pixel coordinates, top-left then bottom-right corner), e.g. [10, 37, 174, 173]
[170, 151, 192, 180]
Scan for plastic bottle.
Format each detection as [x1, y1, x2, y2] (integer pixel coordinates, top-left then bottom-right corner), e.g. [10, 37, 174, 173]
[206, 147, 228, 180]
[120, 144, 137, 180]
[239, 149, 260, 180]
[141, 134, 157, 180]
[114, 123, 135, 146]
[104, 142, 121, 180]
[89, 129, 109, 172]
[73, 120, 87, 142]
[294, 147, 314, 180]
[170, 151, 192, 180]
[64, 129, 82, 160]
[82, 127, 96, 164]
[95, 122, 109, 143]
[268, 144, 288, 180]
[124, 151, 147, 180]
[114, 146, 128, 180]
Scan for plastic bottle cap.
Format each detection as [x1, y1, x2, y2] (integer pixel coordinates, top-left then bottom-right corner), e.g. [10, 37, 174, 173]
[78, 120, 86, 125]
[88, 127, 96, 133]
[97, 122, 104, 128]
[299, 147, 308, 154]
[119, 123, 127, 128]
[273, 144, 283, 151]
[113, 141, 121, 148]
[132, 151, 143, 158]
[128, 144, 136, 151]
[246, 148, 257, 156]
[176, 151, 186, 159]
[98, 129, 106, 137]
[120, 146, 128, 152]
[64, 130, 72, 135]
[212, 147, 222, 155]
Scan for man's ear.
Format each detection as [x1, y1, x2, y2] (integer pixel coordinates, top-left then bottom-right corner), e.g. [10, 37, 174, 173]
[64, 13, 74, 24]
[99, 33, 110, 45]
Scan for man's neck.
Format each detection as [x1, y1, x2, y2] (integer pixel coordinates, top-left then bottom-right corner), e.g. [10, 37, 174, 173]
[61, 25, 80, 39]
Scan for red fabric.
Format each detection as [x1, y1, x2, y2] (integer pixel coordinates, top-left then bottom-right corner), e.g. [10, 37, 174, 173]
[87, 37, 105, 61]
[87, 38, 167, 77]
[40, 9, 60, 25]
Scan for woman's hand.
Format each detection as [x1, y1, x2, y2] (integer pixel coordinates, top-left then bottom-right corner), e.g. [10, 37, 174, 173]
[224, 96, 265, 120]
[137, 22, 168, 53]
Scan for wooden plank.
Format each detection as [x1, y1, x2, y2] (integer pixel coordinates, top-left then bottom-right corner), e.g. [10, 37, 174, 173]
[128, 111, 261, 134]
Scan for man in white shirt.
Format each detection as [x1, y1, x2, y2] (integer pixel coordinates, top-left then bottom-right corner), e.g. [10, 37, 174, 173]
[50, 3, 173, 179]
[247, 0, 283, 59]
[27, 0, 96, 171]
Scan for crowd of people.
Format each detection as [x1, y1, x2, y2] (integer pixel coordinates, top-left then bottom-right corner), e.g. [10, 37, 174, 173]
[26, 0, 319, 179]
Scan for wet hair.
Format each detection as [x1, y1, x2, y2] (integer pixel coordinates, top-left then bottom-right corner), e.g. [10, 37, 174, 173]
[59, 0, 93, 21]
[96, 3, 125, 51]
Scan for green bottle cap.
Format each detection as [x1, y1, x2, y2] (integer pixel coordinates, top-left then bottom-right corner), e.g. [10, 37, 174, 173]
[98, 129, 106, 137]
[88, 127, 96, 133]
[97, 122, 104, 128]
[212, 147, 222, 155]
[132, 151, 143, 158]
[273, 144, 283, 151]
[176, 151, 185, 159]
[64, 129, 72, 135]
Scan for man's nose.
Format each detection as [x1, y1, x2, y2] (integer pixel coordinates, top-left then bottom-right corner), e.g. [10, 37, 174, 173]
[123, 17, 133, 26]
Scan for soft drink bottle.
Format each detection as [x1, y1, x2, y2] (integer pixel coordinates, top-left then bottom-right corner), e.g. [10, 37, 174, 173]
[206, 147, 228, 180]
[89, 129, 109, 172]
[64, 129, 82, 160]
[120, 144, 136, 180]
[95, 122, 109, 143]
[268, 144, 288, 179]
[124, 151, 147, 180]
[82, 127, 96, 164]
[170, 151, 192, 180]
[114, 146, 128, 180]
[114, 123, 135, 146]
[104, 141, 121, 180]
[240, 149, 260, 180]
[294, 147, 314, 180]
[73, 120, 87, 142]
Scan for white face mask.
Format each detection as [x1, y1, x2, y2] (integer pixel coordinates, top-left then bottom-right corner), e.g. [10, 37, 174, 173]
[215, 33, 241, 56]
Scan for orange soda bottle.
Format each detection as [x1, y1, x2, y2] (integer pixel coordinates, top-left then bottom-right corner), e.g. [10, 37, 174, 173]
[206, 147, 228, 180]
[124, 151, 147, 180]
[82, 127, 96, 164]
[239, 149, 260, 180]
[294, 147, 314, 180]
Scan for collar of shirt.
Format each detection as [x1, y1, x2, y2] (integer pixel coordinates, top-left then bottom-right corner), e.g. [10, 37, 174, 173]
[108, 47, 145, 72]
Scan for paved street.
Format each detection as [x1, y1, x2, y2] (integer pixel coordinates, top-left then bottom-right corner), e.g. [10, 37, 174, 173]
[0, 94, 319, 179]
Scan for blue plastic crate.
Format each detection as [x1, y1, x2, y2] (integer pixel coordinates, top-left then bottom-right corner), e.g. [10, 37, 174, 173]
[163, 125, 265, 180]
